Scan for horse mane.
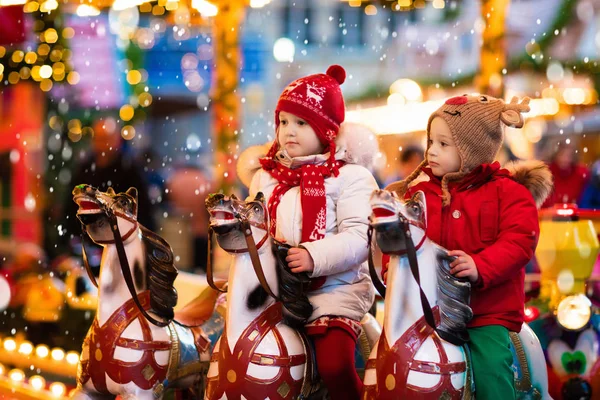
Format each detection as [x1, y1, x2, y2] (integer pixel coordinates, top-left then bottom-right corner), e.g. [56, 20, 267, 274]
[272, 240, 313, 329]
[140, 225, 178, 321]
[434, 246, 473, 344]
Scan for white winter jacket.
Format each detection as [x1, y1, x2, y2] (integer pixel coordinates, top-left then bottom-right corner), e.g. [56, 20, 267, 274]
[239, 123, 378, 322]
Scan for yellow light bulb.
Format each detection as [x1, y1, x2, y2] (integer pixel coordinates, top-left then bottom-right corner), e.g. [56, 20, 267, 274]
[8, 369, 25, 383]
[51, 348, 65, 361]
[67, 71, 80, 85]
[119, 105, 135, 121]
[39, 64, 52, 79]
[44, 28, 59, 44]
[25, 52, 37, 64]
[121, 125, 136, 140]
[3, 339, 16, 352]
[29, 375, 45, 391]
[127, 70, 142, 85]
[18, 341, 33, 356]
[66, 352, 79, 365]
[35, 345, 49, 358]
[49, 382, 66, 397]
[139, 92, 152, 107]
[11, 50, 24, 63]
[40, 79, 53, 92]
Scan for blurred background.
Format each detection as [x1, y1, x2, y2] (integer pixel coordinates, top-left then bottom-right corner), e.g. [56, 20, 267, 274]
[0, 0, 599, 398]
[0, 0, 599, 271]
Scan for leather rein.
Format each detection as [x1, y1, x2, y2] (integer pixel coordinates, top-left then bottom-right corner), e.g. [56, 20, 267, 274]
[368, 213, 438, 332]
[206, 212, 280, 303]
[81, 204, 200, 328]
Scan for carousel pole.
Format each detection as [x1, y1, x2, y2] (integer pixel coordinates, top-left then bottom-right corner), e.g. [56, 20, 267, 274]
[476, 0, 509, 98]
[211, 1, 245, 194]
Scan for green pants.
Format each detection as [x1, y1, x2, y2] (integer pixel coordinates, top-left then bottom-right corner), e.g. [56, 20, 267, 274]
[468, 325, 516, 400]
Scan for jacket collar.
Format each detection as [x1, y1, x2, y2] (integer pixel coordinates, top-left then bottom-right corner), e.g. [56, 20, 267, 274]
[421, 161, 509, 191]
[275, 146, 345, 169]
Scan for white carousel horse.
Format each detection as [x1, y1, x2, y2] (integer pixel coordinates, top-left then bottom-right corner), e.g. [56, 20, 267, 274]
[204, 193, 380, 400]
[70, 184, 220, 400]
[363, 189, 550, 400]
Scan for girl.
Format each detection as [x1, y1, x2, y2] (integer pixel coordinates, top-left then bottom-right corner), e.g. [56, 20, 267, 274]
[238, 65, 378, 399]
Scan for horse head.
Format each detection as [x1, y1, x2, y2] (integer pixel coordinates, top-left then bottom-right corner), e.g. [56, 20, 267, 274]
[205, 192, 269, 253]
[369, 189, 427, 254]
[73, 184, 139, 245]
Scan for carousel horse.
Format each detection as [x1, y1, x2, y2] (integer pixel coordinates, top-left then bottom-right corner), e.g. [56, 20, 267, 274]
[70, 185, 220, 400]
[363, 189, 550, 400]
[204, 193, 380, 400]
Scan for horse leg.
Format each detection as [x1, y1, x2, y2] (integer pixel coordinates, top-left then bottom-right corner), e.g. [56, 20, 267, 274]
[517, 324, 551, 399]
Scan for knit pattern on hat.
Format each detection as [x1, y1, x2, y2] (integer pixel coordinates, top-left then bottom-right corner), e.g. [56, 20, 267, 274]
[262, 65, 346, 171]
[390, 95, 530, 206]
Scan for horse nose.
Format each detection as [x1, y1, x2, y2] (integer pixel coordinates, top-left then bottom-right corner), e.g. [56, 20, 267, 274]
[562, 377, 592, 400]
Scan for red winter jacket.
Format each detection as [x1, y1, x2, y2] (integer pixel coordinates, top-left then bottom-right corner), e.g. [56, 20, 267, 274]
[382, 162, 539, 332]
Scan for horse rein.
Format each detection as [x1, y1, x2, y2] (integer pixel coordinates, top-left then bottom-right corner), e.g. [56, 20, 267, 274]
[80, 203, 175, 328]
[367, 212, 427, 299]
[206, 213, 280, 303]
[80, 201, 139, 289]
[368, 212, 438, 332]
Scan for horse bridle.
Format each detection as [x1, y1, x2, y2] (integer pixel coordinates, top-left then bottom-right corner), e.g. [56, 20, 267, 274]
[206, 208, 280, 303]
[80, 200, 173, 327]
[368, 211, 438, 332]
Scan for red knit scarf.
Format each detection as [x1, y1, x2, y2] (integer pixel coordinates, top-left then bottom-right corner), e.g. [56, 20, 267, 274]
[260, 157, 344, 290]
[260, 157, 344, 288]
[262, 160, 344, 241]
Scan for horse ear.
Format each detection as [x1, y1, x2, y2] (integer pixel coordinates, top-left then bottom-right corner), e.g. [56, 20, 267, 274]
[254, 192, 265, 203]
[106, 187, 116, 196]
[126, 187, 138, 202]
[230, 194, 239, 200]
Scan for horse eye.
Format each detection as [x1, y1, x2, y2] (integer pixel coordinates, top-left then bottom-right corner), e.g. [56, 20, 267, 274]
[412, 205, 420, 214]
[254, 207, 260, 213]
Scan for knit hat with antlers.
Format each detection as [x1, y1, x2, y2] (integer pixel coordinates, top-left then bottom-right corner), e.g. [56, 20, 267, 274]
[389, 94, 531, 206]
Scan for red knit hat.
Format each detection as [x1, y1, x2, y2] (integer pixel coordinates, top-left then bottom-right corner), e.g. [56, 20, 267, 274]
[262, 65, 346, 169]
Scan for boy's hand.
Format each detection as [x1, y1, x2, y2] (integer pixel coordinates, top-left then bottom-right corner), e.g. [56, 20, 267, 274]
[286, 247, 315, 273]
[448, 250, 479, 283]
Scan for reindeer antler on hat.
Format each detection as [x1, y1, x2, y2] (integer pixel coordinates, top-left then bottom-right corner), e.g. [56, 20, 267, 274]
[500, 96, 531, 128]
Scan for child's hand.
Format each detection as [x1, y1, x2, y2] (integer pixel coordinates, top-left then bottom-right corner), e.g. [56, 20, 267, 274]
[448, 250, 479, 283]
[286, 247, 315, 273]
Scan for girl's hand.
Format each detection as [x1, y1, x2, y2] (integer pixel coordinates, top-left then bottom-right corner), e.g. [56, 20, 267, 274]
[286, 247, 315, 273]
[448, 250, 479, 283]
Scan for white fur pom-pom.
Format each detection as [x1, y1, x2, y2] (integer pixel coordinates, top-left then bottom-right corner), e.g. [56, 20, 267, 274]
[336, 122, 379, 169]
[236, 143, 271, 188]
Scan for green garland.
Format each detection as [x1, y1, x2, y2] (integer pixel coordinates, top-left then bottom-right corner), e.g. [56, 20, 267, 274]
[510, 0, 578, 68]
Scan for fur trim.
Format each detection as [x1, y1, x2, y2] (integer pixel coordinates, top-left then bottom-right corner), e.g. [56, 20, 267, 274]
[236, 143, 270, 188]
[237, 122, 379, 188]
[505, 160, 553, 208]
[336, 122, 379, 169]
